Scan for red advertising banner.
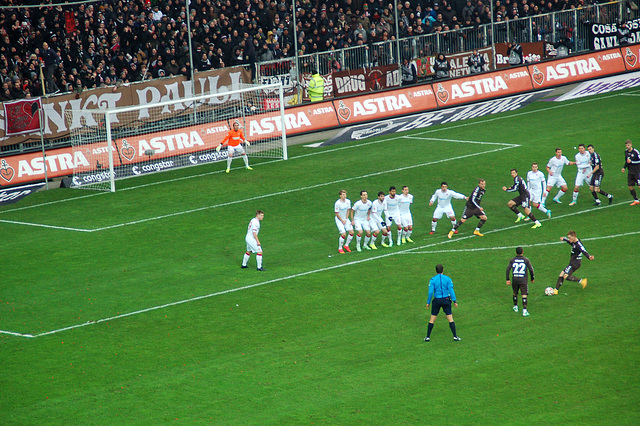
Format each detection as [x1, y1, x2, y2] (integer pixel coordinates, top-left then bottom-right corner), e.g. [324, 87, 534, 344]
[332, 86, 438, 125]
[3, 98, 42, 136]
[2, 46, 636, 188]
[528, 49, 627, 88]
[433, 68, 533, 107]
[332, 65, 399, 97]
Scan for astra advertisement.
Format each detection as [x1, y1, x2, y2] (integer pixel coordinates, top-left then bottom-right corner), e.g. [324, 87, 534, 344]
[1, 45, 637, 187]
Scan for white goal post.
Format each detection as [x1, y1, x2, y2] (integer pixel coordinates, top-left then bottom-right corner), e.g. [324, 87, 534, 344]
[66, 82, 287, 192]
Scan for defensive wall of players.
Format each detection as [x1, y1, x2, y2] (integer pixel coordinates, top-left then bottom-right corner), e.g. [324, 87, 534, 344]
[0, 43, 638, 188]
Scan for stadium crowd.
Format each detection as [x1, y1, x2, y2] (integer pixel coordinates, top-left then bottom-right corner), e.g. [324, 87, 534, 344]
[0, 0, 598, 101]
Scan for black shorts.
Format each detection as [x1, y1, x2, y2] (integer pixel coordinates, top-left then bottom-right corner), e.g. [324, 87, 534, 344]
[431, 297, 452, 316]
[511, 279, 529, 295]
[511, 195, 530, 209]
[563, 259, 582, 276]
[627, 173, 640, 187]
[462, 206, 485, 219]
[590, 173, 603, 188]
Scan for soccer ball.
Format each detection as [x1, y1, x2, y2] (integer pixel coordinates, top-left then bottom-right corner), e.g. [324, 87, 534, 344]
[545, 287, 555, 296]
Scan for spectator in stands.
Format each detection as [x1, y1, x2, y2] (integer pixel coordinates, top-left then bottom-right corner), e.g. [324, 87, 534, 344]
[354, 22, 368, 43]
[507, 39, 524, 65]
[467, 49, 486, 74]
[257, 41, 275, 62]
[401, 58, 417, 85]
[41, 41, 60, 94]
[434, 53, 451, 79]
[617, 21, 631, 45]
[0, 0, 607, 103]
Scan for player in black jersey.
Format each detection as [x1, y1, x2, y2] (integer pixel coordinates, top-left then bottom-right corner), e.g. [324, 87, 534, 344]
[502, 169, 542, 229]
[448, 179, 487, 238]
[553, 230, 594, 294]
[621, 139, 640, 206]
[586, 144, 613, 206]
[506, 247, 535, 316]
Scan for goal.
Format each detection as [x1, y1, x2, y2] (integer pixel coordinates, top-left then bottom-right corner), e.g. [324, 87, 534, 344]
[66, 82, 287, 192]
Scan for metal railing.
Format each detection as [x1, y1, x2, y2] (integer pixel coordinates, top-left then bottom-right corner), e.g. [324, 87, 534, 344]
[257, 1, 628, 77]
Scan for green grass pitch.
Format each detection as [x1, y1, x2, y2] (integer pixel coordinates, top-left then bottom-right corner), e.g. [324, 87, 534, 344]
[1, 88, 639, 424]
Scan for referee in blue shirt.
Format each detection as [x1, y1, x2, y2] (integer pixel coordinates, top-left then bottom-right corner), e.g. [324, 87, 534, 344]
[425, 264, 461, 342]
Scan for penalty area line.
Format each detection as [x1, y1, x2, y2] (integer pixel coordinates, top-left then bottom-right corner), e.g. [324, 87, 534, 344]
[8, 204, 632, 338]
[32, 249, 407, 338]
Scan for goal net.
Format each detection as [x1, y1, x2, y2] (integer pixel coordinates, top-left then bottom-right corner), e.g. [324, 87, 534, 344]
[66, 82, 287, 192]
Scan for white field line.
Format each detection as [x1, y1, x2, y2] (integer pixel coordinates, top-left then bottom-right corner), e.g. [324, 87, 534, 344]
[401, 229, 640, 255]
[2, 142, 519, 232]
[0, 219, 92, 232]
[0, 330, 35, 338]
[1, 87, 634, 217]
[1, 202, 633, 339]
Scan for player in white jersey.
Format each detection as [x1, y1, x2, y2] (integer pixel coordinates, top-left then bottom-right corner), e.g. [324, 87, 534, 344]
[334, 189, 354, 254]
[242, 210, 265, 271]
[398, 186, 414, 243]
[542, 148, 575, 205]
[384, 186, 403, 246]
[351, 190, 374, 252]
[429, 181, 468, 235]
[526, 163, 551, 218]
[569, 143, 593, 206]
[370, 192, 389, 248]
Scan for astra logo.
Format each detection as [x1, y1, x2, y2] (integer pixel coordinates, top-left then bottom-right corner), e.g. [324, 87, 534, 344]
[448, 76, 509, 99]
[545, 58, 603, 81]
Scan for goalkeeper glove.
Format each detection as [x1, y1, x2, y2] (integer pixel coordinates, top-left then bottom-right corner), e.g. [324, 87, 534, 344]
[245, 140, 250, 147]
[216, 144, 222, 152]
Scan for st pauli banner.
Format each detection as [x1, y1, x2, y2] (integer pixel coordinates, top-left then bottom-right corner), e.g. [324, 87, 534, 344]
[0, 67, 252, 147]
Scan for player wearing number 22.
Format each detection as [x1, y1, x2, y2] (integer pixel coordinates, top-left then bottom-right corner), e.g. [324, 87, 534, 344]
[217, 120, 253, 173]
[506, 247, 535, 317]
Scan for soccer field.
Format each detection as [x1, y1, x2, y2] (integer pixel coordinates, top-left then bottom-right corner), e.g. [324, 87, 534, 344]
[1, 88, 639, 424]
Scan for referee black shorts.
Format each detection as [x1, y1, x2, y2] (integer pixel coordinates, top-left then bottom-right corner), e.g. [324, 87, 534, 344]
[431, 297, 452, 316]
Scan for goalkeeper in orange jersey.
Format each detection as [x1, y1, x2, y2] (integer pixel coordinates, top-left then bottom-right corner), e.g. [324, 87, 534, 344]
[217, 120, 253, 173]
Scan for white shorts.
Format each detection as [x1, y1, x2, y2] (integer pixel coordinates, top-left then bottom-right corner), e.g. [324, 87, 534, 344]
[368, 216, 381, 232]
[335, 217, 353, 234]
[575, 170, 591, 187]
[433, 206, 455, 220]
[529, 188, 543, 204]
[245, 236, 262, 253]
[547, 175, 567, 189]
[385, 213, 402, 228]
[399, 213, 413, 228]
[354, 218, 371, 233]
[228, 145, 246, 156]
